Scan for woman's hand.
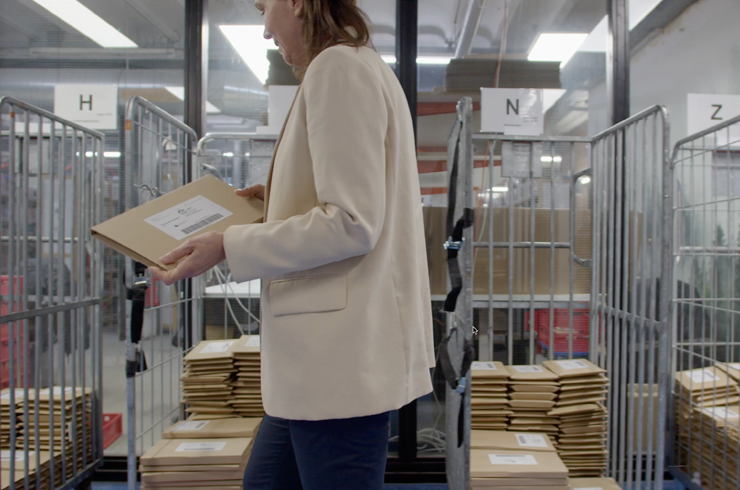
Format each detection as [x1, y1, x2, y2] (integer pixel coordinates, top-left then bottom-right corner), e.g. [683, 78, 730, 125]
[149, 231, 226, 286]
[236, 184, 265, 201]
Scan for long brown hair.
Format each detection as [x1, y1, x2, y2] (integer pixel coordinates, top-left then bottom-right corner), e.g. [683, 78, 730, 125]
[298, 0, 372, 77]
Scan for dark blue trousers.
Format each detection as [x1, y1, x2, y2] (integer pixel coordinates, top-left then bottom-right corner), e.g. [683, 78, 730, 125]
[243, 411, 390, 490]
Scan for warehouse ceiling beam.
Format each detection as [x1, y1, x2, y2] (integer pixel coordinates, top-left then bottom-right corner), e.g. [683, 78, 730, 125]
[454, 0, 488, 58]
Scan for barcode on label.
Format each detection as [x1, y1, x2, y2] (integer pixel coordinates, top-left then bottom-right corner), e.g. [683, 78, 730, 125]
[175, 442, 227, 452]
[513, 365, 543, 373]
[515, 433, 548, 448]
[472, 362, 497, 371]
[488, 454, 538, 465]
[557, 360, 588, 370]
[174, 421, 210, 431]
[181, 213, 223, 235]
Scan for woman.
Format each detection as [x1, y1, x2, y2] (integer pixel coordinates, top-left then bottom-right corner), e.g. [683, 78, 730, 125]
[150, 0, 434, 487]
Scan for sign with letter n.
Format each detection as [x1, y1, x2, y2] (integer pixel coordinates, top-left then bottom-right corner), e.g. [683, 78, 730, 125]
[481, 88, 544, 136]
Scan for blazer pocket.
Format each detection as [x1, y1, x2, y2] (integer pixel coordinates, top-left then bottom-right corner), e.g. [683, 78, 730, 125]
[269, 274, 347, 317]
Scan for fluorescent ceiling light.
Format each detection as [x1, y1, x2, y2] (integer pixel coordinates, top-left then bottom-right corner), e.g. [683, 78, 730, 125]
[381, 55, 397, 64]
[220, 25, 277, 85]
[222, 152, 234, 157]
[489, 187, 509, 193]
[32, 0, 137, 48]
[541, 156, 563, 163]
[164, 87, 221, 114]
[528, 33, 588, 66]
[580, 176, 592, 184]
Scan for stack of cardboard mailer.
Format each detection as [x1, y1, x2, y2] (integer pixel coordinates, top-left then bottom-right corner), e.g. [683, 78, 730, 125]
[544, 359, 608, 477]
[470, 361, 512, 430]
[182, 340, 240, 420]
[0, 390, 23, 449]
[139, 415, 261, 490]
[681, 403, 740, 490]
[675, 367, 740, 490]
[569, 477, 621, 490]
[0, 449, 64, 490]
[140, 435, 254, 490]
[15, 387, 93, 484]
[230, 336, 264, 417]
[470, 429, 569, 489]
[505, 365, 560, 438]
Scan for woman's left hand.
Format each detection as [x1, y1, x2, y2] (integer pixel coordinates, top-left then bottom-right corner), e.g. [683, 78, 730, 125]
[149, 231, 226, 285]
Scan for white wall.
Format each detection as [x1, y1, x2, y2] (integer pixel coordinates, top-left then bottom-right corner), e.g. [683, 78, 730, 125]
[630, 0, 740, 148]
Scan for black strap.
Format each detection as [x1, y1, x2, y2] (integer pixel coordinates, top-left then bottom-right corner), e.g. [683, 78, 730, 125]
[125, 262, 149, 377]
[444, 122, 474, 313]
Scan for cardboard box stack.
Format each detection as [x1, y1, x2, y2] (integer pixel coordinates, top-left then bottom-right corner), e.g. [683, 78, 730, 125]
[162, 417, 261, 440]
[570, 477, 621, 490]
[140, 436, 254, 490]
[230, 336, 264, 417]
[0, 390, 22, 449]
[675, 367, 740, 490]
[0, 450, 57, 490]
[505, 365, 560, 438]
[716, 362, 740, 384]
[182, 340, 240, 420]
[471, 361, 512, 430]
[470, 430, 569, 489]
[544, 359, 608, 477]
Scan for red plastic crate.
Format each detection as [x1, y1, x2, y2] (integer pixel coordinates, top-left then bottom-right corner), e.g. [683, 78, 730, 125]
[526, 309, 591, 355]
[102, 413, 123, 449]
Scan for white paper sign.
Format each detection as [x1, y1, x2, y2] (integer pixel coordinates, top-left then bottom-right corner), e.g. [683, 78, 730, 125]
[515, 433, 548, 448]
[175, 442, 227, 452]
[687, 94, 740, 146]
[488, 454, 538, 465]
[556, 360, 589, 370]
[481, 88, 544, 136]
[512, 365, 543, 373]
[173, 421, 210, 431]
[145, 196, 233, 240]
[702, 407, 740, 419]
[245, 337, 261, 347]
[200, 341, 235, 354]
[472, 362, 497, 371]
[54, 84, 118, 130]
[689, 369, 719, 383]
[1, 390, 27, 401]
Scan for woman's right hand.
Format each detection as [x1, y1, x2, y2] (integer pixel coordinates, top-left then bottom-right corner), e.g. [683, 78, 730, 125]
[236, 184, 265, 201]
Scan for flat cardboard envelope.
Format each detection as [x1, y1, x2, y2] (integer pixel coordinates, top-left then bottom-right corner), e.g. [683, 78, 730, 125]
[91, 175, 263, 270]
[470, 449, 568, 478]
[470, 430, 555, 452]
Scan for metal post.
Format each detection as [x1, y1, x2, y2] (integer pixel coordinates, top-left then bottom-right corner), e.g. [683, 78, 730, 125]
[606, 0, 629, 125]
[396, 0, 418, 462]
[184, 0, 209, 141]
[396, 0, 418, 139]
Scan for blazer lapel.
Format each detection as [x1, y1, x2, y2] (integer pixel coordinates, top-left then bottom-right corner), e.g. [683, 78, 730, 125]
[263, 85, 302, 218]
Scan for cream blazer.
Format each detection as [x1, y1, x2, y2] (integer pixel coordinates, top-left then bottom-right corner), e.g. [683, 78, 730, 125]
[223, 44, 435, 421]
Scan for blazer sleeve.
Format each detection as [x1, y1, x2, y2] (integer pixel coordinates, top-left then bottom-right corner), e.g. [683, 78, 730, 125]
[222, 47, 388, 282]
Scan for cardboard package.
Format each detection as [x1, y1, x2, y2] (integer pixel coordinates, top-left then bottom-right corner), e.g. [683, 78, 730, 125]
[229, 335, 265, 418]
[471, 430, 556, 452]
[163, 417, 261, 439]
[471, 362, 511, 430]
[182, 339, 240, 418]
[569, 477, 621, 490]
[139, 437, 253, 490]
[91, 175, 263, 270]
[504, 365, 560, 436]
[470, 448, 569, 488]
